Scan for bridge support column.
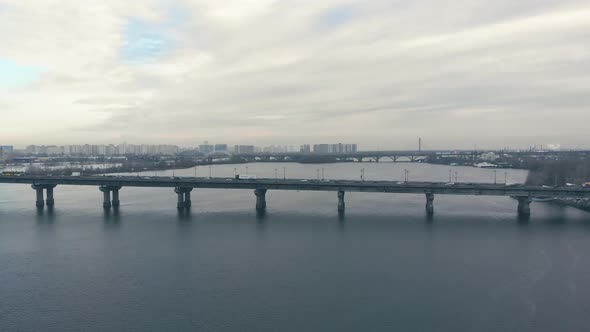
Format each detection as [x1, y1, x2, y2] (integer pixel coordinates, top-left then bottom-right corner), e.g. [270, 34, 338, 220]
[45, 185, 56, 207]
[254, 189, 267, 211]
[99, 186, 112, 209]
[184, 188, 192, 208]
[175, 188, 185, 209]
[32, 185, 45, 208]
[112, 188, 120, 207]
[425, 193, 434, 215]
[175, 187, 193, 209]
[337, 191, 345, 212]
[517, 197, 531, 217]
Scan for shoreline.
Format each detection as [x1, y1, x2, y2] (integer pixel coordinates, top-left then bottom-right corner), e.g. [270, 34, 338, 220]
[551, 198, 590, 212]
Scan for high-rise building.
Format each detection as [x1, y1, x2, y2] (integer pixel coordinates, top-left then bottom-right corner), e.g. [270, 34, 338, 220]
[313, 143, 357, 154]
[46, 145, 63, 155]
[0, 145, 12, 161]
[0, 145, 14, 154]
[199, 143, 214, 154]
[214, 144, 228, 152]
[313, 144, 330, 153]
[300, 144, 311, 153]
[234, 145, 255, 154]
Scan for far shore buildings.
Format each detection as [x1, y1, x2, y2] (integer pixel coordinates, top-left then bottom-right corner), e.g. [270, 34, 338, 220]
[9, 142, 360, 158]
[0, 145, 14, 161]
[234, 145, 255, 154]
[22, 144, 180, 156]
[309, 143, 358, 154]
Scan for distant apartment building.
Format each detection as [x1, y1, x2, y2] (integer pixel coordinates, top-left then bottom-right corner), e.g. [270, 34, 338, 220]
[234, 145, 255, 154]
[0, 145, 13, 161]
[313, 144, 330, 153]
[156, 145, 179, 155]
[263, 145, 294, 153]
[1, 145, 14, 154]
[312, 143, 357, 154]
[199, 144, 214, 154]
[214, 144, 228, 152]
[300, 144, 311, 153]
[46, 145, 63, 155]
[25, 145, 40, 154]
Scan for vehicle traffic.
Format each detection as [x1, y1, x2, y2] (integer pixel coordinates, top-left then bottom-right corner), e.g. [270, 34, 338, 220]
[1, 171, 24, 176]
[235, 174, 257, 180]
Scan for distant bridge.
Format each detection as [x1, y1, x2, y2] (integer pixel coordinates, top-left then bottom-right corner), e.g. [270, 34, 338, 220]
[2, 175, 590, 217]
[189, 150, 590, 164]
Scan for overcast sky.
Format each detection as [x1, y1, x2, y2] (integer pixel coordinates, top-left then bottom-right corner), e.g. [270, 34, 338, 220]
[0, 0, 589, 149]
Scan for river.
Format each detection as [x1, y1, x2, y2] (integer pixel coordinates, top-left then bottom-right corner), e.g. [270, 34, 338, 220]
[1, 162, 589, 331]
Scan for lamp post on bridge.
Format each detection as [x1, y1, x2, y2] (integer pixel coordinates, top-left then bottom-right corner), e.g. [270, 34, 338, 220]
[194, 166, 197, 177]
[494, 170, 497, 184]
[209, 165, 212, 179]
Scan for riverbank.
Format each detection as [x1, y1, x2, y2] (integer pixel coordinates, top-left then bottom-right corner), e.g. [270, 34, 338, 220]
[552, 198, 590, 212]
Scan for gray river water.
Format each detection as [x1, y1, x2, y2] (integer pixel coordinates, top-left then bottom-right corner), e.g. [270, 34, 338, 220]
[1, 162, 589, 331]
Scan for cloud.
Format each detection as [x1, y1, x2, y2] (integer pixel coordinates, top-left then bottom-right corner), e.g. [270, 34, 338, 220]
[0, 0, 589, 149]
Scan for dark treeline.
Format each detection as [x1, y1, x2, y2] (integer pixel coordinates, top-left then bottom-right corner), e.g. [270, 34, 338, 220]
[526, 159, 590, 186]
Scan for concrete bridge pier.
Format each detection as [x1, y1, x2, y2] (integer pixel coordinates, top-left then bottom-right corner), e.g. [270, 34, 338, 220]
[32, 185, 45, 208]
[46, 185, 56, 207]
[175, 187, 192, 209]
[425, 193, 434, 215]
[111, 187, 121, 207]
[175, 188, 184, 209]
[337, 191, 345, 212]
[184, 188, 193, 208]
[255, 189, 267, 210]
[517, 197, 531, 217]
[99, 186, 122, 208]
[100, 186, 112, 209]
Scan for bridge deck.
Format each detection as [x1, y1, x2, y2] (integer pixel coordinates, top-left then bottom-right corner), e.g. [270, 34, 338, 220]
[1, 175, 589, 198]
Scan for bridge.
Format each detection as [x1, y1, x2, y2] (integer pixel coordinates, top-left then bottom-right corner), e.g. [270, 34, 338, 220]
[2, 175, 590, 217]
[189, 150, 590, 164]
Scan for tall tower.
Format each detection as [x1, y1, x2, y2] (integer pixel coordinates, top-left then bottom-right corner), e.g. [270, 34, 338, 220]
[418, 137, 422, 152]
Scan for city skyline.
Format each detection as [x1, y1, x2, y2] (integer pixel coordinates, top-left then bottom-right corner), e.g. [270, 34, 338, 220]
[3, 141, 360, 155]
[1, 1, 589, 148]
